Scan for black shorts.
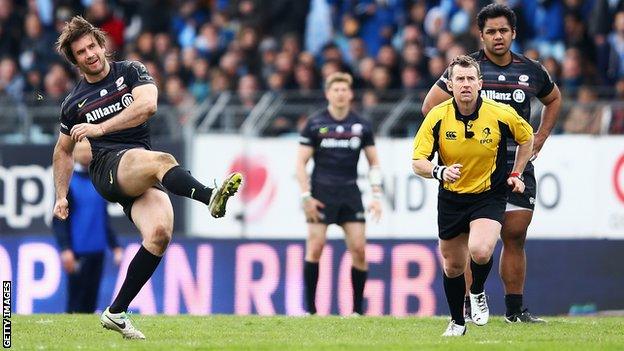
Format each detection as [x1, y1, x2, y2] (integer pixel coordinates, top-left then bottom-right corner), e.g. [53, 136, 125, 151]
[89, 148, 165, 220]
[437, 187, 506, 240]
[506, 166, 536, 210]
[311, 183, 365, 225]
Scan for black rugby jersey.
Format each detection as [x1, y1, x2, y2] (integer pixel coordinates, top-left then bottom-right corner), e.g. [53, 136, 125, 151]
[436, 50, 554, 169]
[59, 60, 155, 158]
[299, 109, 375, 186]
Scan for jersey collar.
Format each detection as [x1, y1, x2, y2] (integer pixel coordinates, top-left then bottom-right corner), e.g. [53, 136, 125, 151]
[452, 96, 483, 122]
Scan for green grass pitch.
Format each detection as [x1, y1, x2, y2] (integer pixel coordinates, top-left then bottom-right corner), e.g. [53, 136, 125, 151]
[8, 314, 624, 350]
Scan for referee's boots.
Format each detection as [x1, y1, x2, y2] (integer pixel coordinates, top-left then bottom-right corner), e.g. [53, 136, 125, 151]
[469, 291, 490, 326]
[209, 172, 243, 218]
[442, 320, 466, 336]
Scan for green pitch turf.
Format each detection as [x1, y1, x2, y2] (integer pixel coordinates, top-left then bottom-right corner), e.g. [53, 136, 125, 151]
[8, 314, 624, 350]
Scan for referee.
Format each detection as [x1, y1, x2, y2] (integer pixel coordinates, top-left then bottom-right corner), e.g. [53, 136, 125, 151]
[422, 4, 561, 323]
[412, 55, 533, 336]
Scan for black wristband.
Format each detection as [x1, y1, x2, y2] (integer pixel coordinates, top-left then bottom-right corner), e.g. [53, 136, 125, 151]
[431, 165, 446, 181]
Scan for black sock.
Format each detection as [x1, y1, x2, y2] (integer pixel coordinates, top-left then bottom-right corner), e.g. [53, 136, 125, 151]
[505, 294, 523, 316]
[470, 257, 493, 294]
[161, 165, 213, 205]
[443, 273, 466, 325]
[351, 267, 367, 314]
[303, 261, 319, 314]
[109, 245, 162, 313]
[464, 295, 471, 310]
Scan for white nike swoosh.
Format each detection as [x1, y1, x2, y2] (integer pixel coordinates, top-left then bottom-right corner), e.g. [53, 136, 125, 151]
[78, 98, 88, 108]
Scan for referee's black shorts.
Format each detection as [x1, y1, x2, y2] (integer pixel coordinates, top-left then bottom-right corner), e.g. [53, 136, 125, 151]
[89, 148, 165, 221]
[311, 182, 365, 225]
[437, 186, 506, 240]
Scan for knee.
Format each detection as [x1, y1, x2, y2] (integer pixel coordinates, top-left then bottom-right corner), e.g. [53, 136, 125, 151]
[147, 224, 172, 255]
[470, 246, 494, 264]
[307, 241, 325, 261]
[502, 229, 526, 250]
[350, 245, 366, 264]
[156, 152, 178, 168]
[443, 260, 465, 278]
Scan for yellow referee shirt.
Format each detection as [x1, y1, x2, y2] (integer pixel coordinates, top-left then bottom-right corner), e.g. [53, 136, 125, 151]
[413, 97, 533, 194]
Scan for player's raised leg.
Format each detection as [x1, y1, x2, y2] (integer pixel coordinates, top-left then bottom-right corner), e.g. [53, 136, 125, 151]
[343, 222, 367, 315]
[116, 148, 242, 218]
[304, 223, 328, 315]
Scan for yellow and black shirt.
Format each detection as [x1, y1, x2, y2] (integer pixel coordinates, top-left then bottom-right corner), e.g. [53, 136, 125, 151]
[412, 97, 533, 194]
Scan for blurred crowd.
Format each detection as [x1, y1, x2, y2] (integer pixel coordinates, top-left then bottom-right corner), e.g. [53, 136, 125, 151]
[0, 0, 623, 135]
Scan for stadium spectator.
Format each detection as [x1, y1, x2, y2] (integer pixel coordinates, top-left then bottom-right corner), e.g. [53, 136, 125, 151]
[426, 54, 446, 85]
[608, 78, 624, 133]
[320, 59, 343, 82]
[52, 139, 123, 314]
[563, 12, 595, 64]
[43, 63, 72, 104]
[134, 31, 156, 62]
[0, 0, 22, 59]
[542, 56, 562, 85]
[296, 72, 382, 316]
[238, 26, 262, 75]
[164, 75, 196, 124]
[561, 47, 585, 94]
[562, 86, 603, 134]
[281, 32, 303, 59]
[527, 0, 566, 60]
[259, 37, 278, 81]
[0, 56, 24, 102]
[401, 42, 426, 74]
[605, 11, 624, 82]
[20, 12, 57, 73]
[357, 57, 376, 87]
[210, 67, 232, 94]
[267, 71, 286, 92]
[274, 51, 296, 88]
[266, 0, 311, 44]
[228, 0, 265, 29]
[377, 44, 400, 84]
[401, 65, 427, 91]
[194, 23, 226, 61]
[369, 65, 394, 101]
[413, 55, 534, 336]
[237, 73, 260, 109]
[422, 4, 561, 324]
[188, 58, 210, 102]
[154, 33, 174, 62]
[347, 37, 368, 71]
[86, 0, 125, 52]
[294, 64, 319, 92]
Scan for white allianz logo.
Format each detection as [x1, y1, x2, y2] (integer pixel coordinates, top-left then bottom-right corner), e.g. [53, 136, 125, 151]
[86, 93, 133, 122]
[320, 137, 361, 149]
[481, 90, 512, 101]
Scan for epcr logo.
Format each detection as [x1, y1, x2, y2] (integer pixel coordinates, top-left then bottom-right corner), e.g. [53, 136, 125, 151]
[228, 155, 276, 222]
